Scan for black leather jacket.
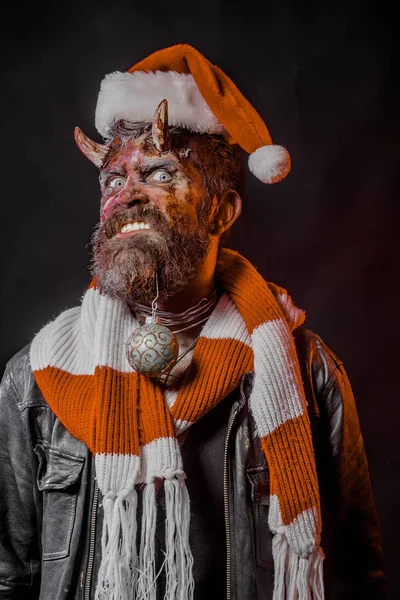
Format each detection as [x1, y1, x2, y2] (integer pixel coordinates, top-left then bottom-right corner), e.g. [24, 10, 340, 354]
[0, 328, 387, 599]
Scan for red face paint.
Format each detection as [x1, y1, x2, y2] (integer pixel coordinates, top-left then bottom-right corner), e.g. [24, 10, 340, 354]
[99, 136, 206, 237]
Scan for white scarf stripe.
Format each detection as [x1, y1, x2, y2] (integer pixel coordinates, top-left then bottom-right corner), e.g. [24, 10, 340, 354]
[95, 438, 185, 492]
[269, 495, 319, 556]
[174, 419, 193, 436]
[31, 307, 84, 372]
[93, 290, 137, 371]
[31, 290, 252, 376]
[164, 389, 179, 409]
[95, 453, 140, 493]
[250, 319, 306, 436]
[138, 438, 184, 484]
[200, 293, 252, 346]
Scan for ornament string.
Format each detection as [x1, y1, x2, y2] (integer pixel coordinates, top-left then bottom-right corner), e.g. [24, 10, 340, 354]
[151, 273, 160, 321]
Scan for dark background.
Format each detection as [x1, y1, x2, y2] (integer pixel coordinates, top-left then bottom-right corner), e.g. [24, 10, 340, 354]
[1, 0, 398, 596]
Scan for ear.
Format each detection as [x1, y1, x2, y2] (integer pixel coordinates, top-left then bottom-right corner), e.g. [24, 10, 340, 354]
[211, 190, 242, 237]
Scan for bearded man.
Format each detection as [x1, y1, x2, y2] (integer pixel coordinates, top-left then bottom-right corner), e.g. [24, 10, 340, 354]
[0, 44, 387, 600]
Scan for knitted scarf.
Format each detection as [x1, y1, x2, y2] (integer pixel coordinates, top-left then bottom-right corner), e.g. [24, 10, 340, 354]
[30, 249, 325, 600]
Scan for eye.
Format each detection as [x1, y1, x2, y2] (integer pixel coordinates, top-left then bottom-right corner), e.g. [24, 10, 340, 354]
[149, 169, 173, 183]
[107, 176, 126, 190]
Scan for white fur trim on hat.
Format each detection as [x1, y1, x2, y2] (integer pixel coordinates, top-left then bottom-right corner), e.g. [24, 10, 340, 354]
[248, 145, 291, 184]
[95, 70, 226, 138]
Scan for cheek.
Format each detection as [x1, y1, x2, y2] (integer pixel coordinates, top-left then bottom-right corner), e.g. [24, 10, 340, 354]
[100, 186, 129, 221]
[163, 173, 204, 227]
[164, 195, 199, 229]
[100, 193, 119, 222]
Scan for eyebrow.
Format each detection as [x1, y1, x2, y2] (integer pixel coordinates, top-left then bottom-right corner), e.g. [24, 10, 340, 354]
[99, 166, 125, 185]
[139, 158, 178, 174]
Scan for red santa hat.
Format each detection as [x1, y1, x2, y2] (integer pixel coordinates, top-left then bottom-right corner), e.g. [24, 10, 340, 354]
[95, 43, 291, 184]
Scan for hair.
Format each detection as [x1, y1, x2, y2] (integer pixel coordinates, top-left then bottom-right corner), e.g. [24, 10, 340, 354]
[105, 120, 245, 242]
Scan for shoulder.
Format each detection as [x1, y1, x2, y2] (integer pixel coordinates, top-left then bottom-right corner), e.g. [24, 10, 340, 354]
[1, 344, 48, 410]
[292, 327, 350, 420]
[293, 327, 344, 384]
[292, 328, 359, 454]
[266, 280, 344, 385]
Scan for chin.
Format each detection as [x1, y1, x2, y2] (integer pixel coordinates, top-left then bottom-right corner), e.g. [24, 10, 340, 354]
[91, 220, 211, 306]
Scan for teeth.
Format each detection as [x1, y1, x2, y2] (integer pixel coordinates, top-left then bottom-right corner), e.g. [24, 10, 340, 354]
[120, 221, 150, 233]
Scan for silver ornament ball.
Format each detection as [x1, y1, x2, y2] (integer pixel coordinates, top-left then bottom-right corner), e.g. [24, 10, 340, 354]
[126, 316, 179, 377]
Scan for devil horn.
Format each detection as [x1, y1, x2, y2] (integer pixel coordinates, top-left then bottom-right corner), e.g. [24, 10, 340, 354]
[152, 99, 171, 153]
[74, 127, 109, 168]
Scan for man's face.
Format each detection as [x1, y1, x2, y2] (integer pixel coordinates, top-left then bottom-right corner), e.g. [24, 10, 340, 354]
[91, 134, 213, 305]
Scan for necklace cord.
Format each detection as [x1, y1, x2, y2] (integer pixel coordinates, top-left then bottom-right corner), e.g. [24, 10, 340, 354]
[134, 290, 218, 328]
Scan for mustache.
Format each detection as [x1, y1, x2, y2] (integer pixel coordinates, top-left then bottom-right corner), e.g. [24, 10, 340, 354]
[102, 205, 169, 239]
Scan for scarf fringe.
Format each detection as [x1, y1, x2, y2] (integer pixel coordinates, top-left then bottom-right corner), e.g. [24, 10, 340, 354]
[96, 489, 138, 600]
[272, 534, 325, 600]
[96, 480, 193, 600]
[137, 483, 157, 599]
[164, 478, 194, 600]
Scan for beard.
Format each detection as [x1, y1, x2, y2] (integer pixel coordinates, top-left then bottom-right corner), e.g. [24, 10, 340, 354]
[91, 204, 211, 306]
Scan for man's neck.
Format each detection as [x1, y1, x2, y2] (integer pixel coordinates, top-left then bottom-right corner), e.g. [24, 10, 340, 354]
[153, 244, 219, 313]
[156, 276, 216, 313]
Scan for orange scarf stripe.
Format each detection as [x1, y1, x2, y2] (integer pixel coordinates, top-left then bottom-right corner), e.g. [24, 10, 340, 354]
[217, 250, 284, 333]
[261, 412, 320, 526]
[92, 369, 175, 451]
[171, 337, 253, 423]
[138, 376, 176, 445]
[35, 367, 177, 455]
[34, 367, 102, 452]
[93, 368, 140, 454]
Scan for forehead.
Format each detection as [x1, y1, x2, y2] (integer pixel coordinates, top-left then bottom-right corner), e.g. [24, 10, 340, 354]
[103, 135, 180, 171]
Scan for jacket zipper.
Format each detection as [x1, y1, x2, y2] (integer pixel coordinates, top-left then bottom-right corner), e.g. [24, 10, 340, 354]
[224, 402, 241, 600]
[84, 478, 99, 600]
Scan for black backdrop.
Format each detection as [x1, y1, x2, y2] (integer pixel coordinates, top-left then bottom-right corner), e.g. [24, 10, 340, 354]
[1, 0, 398, 595]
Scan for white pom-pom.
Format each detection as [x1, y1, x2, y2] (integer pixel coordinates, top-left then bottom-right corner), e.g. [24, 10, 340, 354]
[248, 145, 291, 184]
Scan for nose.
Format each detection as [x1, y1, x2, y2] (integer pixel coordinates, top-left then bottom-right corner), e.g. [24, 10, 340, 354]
[117, 176, 149, 208]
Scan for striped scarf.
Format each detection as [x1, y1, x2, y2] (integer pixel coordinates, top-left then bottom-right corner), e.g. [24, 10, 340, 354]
[30, 248, 325, 599]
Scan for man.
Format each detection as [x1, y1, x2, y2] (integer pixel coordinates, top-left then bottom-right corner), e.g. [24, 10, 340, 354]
[0, 44, 387, 599]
